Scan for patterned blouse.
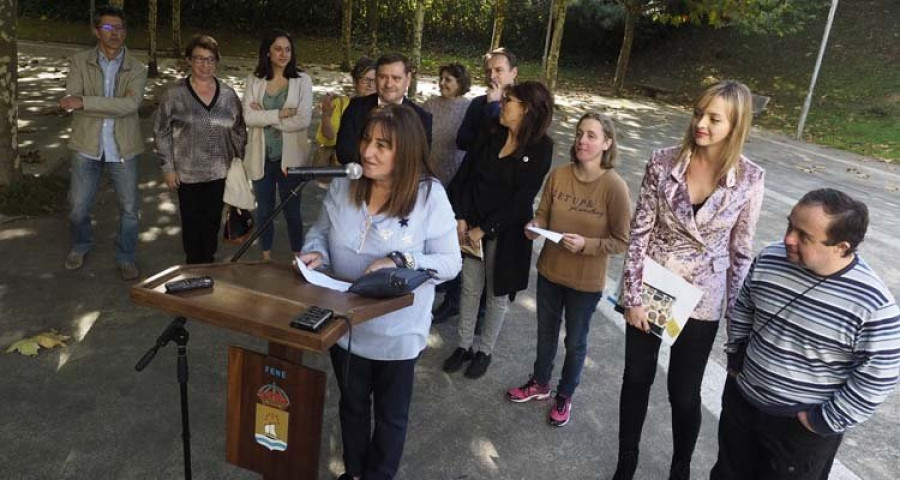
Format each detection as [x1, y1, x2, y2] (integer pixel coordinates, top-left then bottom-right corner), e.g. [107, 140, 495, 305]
[154, 77, 247, 184]
[622, 146, 765, 321]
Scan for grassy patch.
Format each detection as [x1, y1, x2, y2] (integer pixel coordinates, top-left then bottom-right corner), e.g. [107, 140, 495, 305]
[0, 174, 68, 216]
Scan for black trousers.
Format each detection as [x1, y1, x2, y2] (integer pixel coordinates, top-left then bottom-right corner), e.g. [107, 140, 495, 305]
[330, 346, 418, 480]
[617, 319, 719, 475]
[711, 376, 843, 480]
[177, 179, 225, 264]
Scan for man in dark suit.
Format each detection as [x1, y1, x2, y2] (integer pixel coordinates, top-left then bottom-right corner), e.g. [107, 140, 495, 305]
[455, 48, 518, 152]
[336, 52, 433, 165]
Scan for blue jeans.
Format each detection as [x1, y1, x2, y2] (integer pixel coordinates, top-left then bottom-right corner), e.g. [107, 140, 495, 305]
[253, 161, 303, 252]
[68, 153, 140, 264]
[533, 274, 603, 397]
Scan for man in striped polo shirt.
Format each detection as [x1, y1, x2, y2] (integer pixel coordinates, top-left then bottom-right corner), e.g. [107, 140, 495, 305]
[711, 188, 900, 480]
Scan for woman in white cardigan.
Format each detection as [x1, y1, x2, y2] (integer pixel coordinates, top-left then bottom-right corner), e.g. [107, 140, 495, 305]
[243, 29, 313, 260]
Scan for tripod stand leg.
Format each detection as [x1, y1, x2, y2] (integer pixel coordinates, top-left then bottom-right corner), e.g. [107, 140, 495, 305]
[178, 345, 192, 480]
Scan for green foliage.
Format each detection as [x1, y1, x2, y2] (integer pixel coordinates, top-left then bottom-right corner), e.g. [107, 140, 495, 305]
[651, 0, 830, 36]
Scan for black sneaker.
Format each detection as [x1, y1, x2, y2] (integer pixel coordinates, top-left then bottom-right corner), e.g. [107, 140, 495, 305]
[464, 351, 492, 379]
[442, 347, 473, 373]
[432, 298, 459, 324]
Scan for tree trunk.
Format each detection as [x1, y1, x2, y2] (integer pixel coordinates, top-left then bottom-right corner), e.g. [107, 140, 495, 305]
[368, 0, 378, 57]
[407, 0, 425, 98]
[0, 0, 20, 187]
[341, 0, 353, 71]
[541, 0, 554, 73]
[171, 0, 181, 57]
[490, 0, 508, 50]
[613, 2, 638, 95]
[147, 0, 158, 77]
[544, 0, 568, 90]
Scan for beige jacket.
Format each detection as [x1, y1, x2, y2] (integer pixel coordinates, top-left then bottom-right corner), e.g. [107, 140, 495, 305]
[242, 74, 313, 181]
[65, 47, 147, 159]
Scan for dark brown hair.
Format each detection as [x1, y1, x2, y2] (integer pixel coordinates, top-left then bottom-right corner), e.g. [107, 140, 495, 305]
[797, 188, 869, 256]
[93, 5, 125, 28]
[438, 63, 471, 96]
[376, 52, 411, 74]
[350, 104, 434, 218]
[504, 81, 554, 156]
[253, 29, 301, 80]
[351, 57, 377, 81]
[184, 34, 220, 62]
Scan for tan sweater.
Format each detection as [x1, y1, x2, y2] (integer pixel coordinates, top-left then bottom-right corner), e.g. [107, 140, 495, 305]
[534, 164, 632, 292]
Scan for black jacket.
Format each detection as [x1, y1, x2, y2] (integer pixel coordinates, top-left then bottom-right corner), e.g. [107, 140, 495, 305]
[448, 121, 553, 298]
[335, 94, 433, 165]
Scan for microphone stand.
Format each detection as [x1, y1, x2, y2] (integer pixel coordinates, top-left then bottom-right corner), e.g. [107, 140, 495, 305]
[230, 175, 315, 263]
[135, 317, 193, 480]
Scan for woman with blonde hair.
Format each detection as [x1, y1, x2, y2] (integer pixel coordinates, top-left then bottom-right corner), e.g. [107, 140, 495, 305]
[506, 113, 632, 427]
[613, 80, 765, 480]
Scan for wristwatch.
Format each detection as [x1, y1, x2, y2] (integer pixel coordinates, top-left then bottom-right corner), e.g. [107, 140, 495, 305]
[387, 251, 407, 269]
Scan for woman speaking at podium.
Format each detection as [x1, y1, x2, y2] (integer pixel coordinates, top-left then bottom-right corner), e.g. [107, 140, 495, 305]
[297, 104, 461, 480]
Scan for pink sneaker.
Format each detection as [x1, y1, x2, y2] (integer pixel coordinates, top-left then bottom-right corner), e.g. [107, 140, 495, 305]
[549, 394, 572, 426]
[506, 377, 551, 403]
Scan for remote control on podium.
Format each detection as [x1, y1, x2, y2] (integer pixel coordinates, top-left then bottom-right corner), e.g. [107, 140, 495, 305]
[290, 306, 334, 332]
[165, 276, 214, 293]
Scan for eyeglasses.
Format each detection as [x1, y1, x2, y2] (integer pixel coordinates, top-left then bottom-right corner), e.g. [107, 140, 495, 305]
[191, 56, 218, 65]
[359, 77, 376, 86]
[98, 24, 126, 32]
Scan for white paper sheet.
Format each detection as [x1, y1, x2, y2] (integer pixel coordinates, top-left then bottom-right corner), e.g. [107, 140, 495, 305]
[293, 257, 352, 292]
[527, 225, 564, 244]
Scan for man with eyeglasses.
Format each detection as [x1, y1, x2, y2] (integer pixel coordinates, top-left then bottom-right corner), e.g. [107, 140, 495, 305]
[335, 52, 432, 166]
[59, 5, 147, 280]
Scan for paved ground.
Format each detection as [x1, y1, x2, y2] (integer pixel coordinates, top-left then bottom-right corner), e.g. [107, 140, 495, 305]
[2, 40, 899, 479]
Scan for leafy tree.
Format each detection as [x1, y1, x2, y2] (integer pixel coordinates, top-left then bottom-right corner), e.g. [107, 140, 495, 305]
[147, 0, 158, 77]
[543, 0, 569, 90]
[172, 0, 181, 57]
[490, 0, 508, 50]
[367, 0, 378, 56]
[341, 0, 353, 70]
[0, 0, 19, 187]
[612, 0, 828, 94]
[408, 0, 426, 97]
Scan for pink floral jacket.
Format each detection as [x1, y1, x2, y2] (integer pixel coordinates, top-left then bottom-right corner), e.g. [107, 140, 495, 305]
[623, 147, 765, 321]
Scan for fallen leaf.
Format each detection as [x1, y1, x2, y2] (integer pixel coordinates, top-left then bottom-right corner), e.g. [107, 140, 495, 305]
[5, 330, 71, 356]
[5, 338, 40, 356]
[34, 330, 70, 349]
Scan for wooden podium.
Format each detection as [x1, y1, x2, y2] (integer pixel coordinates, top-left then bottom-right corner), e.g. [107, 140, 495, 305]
[131, 262, 412, 480]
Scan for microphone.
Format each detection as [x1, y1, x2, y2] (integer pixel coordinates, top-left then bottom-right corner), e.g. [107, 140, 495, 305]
[286, 163, 363, 180]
